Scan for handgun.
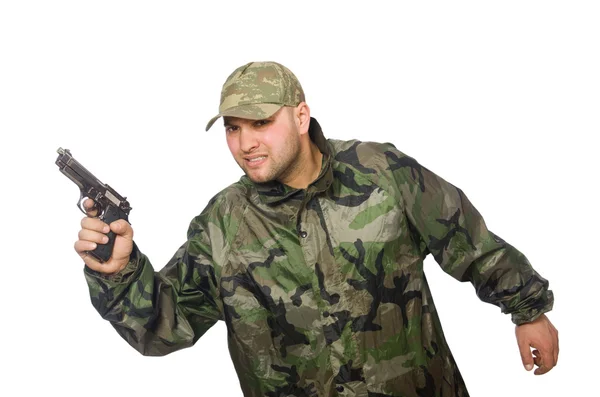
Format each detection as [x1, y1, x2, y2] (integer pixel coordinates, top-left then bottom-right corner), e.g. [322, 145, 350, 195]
[56, 147, 132, 262]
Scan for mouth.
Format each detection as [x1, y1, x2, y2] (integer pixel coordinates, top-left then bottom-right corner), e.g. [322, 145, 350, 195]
[244, 155, 268, 168]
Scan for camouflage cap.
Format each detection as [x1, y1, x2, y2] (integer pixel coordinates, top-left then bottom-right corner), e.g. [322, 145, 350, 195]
[205, 61, 305, 131]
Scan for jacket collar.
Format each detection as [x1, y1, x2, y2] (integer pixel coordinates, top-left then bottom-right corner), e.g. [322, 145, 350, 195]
[242, 117, 334, 205]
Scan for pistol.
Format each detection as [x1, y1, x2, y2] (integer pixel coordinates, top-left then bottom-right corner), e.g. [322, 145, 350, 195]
[56, 147, 132, 262]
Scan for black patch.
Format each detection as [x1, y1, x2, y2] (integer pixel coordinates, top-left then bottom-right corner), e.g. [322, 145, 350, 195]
[477, 268, 549, 313]
[248, 247, 286, 272]
[268, 297, 310, 357]
[367, 392, 395, 397]
[187, 226, 205, 239]
[416, 365, 437, 397]
[475, 267, 513, 304]
[121, 296, 157, 328]
[260, 184, 287, 197]
[424, 341, 439, 359]
[181, 257, 218, 307]
[326, 239, 422, 341]
[135, 279, 153, 300]
[385, 151, 426, 192]
[265, 365, 318, 397]
[518, 274, 550, 309]
[315, 263, 340, 305]
[334, 141, 377, 174]
[334, 360, 365, 384]
[429, 208, 477, 265]
[291, 283, 312, 307]
[91, 280, 123, 322]
[220, 248, 309, 356]
[306, 198, 334, 255]
[331, 168, 378, 207]
[323, 310, 353, 345]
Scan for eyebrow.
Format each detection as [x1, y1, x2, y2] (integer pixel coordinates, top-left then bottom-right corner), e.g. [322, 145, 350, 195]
[223, 118, 237, 128]
[223, 117, 271, 128]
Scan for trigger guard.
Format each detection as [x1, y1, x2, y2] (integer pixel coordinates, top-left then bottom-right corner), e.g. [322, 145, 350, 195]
[77, 195, 103, 217]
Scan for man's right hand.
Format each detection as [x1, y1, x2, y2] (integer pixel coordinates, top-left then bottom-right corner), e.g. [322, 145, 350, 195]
[74, 198, 134, 275]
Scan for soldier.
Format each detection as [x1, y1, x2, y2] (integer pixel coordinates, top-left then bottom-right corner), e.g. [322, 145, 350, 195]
[75, 61, 558, 396]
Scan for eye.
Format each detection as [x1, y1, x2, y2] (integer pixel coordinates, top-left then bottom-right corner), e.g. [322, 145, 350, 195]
[254, 119, 270, 127]
[225, 125, 238, 134]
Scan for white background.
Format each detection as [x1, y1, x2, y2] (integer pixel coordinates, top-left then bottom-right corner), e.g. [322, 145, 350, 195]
[1, 1, 598, 396]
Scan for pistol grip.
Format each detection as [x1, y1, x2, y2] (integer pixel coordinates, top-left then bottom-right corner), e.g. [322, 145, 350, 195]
[88, 204, 129, 263]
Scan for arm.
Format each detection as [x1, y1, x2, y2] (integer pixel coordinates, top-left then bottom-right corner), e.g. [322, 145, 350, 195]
[381, 144, 553, 324]
[381, 144, 558, 373]
[81, 197, 226, 356]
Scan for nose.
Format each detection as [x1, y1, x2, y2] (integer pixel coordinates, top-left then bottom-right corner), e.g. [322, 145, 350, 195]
[239, 128, 259, 153]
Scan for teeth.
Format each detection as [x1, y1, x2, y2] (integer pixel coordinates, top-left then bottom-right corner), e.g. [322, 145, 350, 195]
[248, 156, 266, 162]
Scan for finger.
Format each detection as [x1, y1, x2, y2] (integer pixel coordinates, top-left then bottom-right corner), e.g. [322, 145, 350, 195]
[83, 198, 100, 217]
[531, 350, 550, 375]
[81, 217, 110, 233]
[548, 329, 557, 368]
[108, 220, 134, 263]
[110, 219, 133, 239]
[83, 198, 95, 210]
[74, 239, 97, 255]
[75, 243, 121, 274]
[75, 242, 101, 269]
[534, 364, 552, 375]
[534, 347, 554, 375]
[553, 327, 559, 365]
[81, 251, 100, 269]
[545, 318, 559, 366]
[80, 251, 116, 273]
[78, 230, 110, 246]
[516, 337, 534, 371]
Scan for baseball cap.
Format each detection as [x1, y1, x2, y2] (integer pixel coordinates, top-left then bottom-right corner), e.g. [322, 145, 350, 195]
[205, 61, 305, 131]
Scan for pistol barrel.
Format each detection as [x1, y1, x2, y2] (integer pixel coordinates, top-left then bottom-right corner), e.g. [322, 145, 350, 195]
[55, 147, 131, 213]
[56, 148, 104, 192]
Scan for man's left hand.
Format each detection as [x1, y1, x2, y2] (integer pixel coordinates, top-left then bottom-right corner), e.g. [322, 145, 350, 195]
[515, 313, 559, 375]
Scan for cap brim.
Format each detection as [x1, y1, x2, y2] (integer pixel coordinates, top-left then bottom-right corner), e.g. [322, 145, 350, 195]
[205, 103, 283, 131]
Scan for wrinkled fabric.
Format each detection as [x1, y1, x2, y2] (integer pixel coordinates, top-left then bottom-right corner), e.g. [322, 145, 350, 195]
[85, 118, 553, 397]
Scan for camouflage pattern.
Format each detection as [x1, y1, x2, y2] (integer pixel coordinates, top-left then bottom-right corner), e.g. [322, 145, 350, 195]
[85, 118, 553, 396]
[205, 61, 305, 131]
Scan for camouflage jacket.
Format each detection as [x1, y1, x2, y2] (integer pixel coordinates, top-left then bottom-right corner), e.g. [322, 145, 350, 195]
[85, 118, 553, 397]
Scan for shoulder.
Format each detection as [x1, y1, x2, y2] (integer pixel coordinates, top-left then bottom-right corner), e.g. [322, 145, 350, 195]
[188, 181, 249, 238]
[327, 138, 411, 176]
[207, 181, 250, 210]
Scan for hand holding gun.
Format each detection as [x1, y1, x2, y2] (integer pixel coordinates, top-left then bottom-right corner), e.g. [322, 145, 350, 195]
[56, 148, 134, 274]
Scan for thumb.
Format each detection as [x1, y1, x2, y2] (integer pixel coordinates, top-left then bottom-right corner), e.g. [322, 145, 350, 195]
[518, 338, 534, 371]
[110, 219, 133, 239]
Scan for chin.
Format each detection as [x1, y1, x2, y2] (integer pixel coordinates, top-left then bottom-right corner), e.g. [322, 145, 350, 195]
[245, 171, 274, 184]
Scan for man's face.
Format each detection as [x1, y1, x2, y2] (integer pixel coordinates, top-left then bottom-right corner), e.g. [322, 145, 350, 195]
[224, 106, 302, 184]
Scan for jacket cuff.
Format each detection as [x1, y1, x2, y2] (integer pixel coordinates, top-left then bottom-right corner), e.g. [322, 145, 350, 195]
[511, 290, 554, 325]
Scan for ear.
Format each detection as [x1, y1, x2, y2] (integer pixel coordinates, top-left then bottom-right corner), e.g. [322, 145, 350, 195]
[295, 102, 311, 136]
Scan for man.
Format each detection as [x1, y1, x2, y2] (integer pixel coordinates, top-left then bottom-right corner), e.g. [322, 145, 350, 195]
[75, 61, 558, 396]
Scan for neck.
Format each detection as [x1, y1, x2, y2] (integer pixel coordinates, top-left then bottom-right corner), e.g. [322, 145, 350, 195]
[280, 141, 323, 189]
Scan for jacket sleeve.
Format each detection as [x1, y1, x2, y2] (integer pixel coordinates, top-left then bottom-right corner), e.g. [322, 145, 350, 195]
[83, 195, 227, 356]
[381, 143, 553, 325]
